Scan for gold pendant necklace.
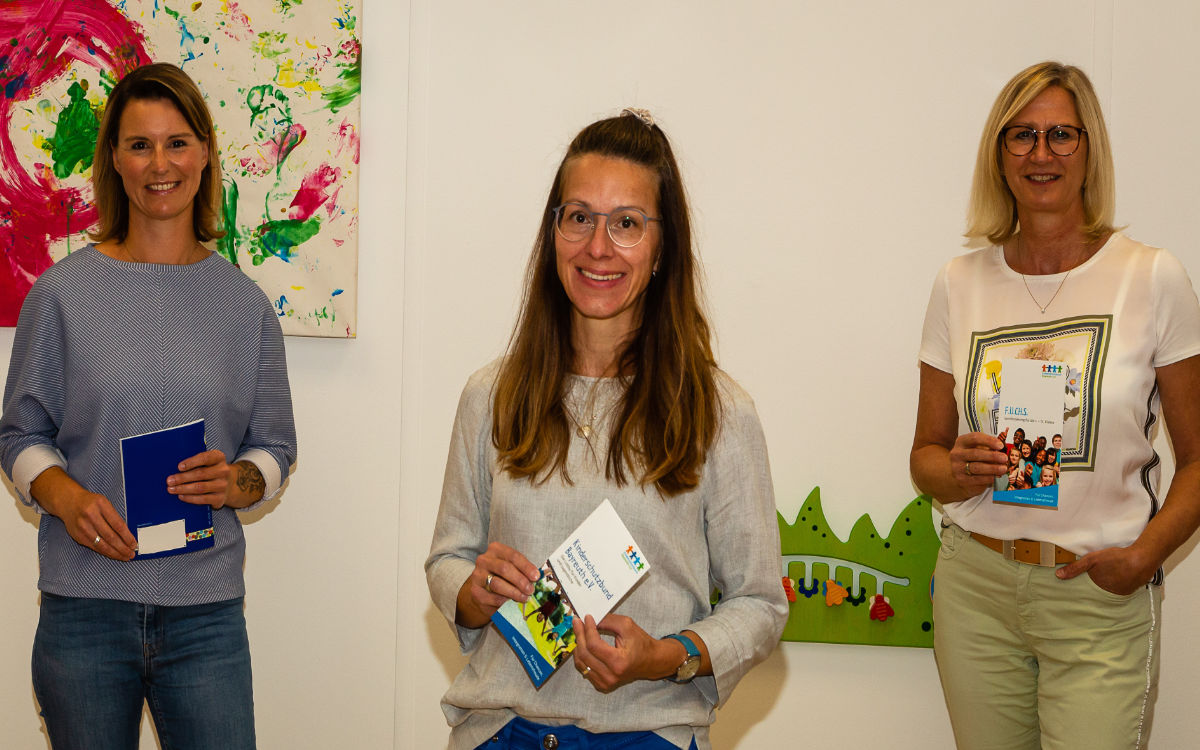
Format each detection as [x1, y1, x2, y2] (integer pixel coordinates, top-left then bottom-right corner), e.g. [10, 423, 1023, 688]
[573, 376, 606, 439]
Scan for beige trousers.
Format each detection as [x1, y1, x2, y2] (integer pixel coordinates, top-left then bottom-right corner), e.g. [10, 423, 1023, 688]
[933, 522, 1159, 750]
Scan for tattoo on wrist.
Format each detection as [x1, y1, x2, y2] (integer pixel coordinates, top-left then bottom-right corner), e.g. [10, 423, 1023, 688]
[236, 462, 266, 498]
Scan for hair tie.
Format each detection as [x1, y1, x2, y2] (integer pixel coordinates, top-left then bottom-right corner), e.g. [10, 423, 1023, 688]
[621, 107, 655, 128]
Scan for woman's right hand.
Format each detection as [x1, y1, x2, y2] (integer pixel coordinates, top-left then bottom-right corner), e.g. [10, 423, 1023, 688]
[454, 542, 539, 629]
[31, 467, 137, 561]
[912, 364, 1007, 504]
[948, 431, 1007, 494]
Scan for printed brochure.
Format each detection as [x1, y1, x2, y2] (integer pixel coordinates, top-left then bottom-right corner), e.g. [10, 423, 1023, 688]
[490, 498, 650, 687]
[993, 358, 1065, 509]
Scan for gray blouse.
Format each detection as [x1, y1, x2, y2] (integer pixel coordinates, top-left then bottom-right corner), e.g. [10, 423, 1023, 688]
[425, 362, 787, 750]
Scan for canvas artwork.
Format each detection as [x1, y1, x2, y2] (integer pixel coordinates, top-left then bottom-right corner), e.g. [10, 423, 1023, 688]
[0, 0, 360, 337]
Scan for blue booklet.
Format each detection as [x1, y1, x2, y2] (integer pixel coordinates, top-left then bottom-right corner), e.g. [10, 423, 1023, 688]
[120, 419, 214, 559]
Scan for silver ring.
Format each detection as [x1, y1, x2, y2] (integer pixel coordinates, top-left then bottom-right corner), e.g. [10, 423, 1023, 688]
[93, 535, 102, 546]
[965, 461, 973, 476]
[579, 665, 591, 677]
[485, 573, 494, 593]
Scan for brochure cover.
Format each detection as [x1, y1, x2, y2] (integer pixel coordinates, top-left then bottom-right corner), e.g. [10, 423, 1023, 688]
[993, 358, 1065, 509]
[120, 419, 214, 559]
[490, 498, 651, 687]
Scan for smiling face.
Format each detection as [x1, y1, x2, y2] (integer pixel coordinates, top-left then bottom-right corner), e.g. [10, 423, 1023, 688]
[554, 153, 660, 342]
[1001, 86, 1088, 221]
[111, 97, 208, 232]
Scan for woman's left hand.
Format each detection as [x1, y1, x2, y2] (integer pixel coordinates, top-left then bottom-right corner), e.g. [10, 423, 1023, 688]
[571, 614, 676, 692]
[168, 450, 266, 510]
[1056, 546, 1155, 596]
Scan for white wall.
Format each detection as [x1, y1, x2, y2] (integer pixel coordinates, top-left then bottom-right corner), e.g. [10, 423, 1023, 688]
[4, 1, 1200, 748]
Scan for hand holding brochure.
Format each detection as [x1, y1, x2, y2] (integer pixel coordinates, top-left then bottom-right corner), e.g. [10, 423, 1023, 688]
[489, 498, 651, 686]
[120, 419, 215, 559]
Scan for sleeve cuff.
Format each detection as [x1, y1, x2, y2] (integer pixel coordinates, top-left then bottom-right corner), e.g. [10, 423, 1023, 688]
[428, 557, 487, 653]
[233, 448, 285, 511]
[686, 618, 736, 707]
[11, 443, 67, 513]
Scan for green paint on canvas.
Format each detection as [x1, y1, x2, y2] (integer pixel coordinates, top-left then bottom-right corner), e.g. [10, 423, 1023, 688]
[47, 81, 99, 179]
[779, 490, 939, 648]
[246, 84, 292, 129]
[252, 30, 290, 61]
[249, 216, 320, 265]
[321, 48, 360, 114]
[218, 179, 241, 265]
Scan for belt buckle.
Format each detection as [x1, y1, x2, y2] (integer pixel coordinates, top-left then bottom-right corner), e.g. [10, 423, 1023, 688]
[1038, 541, 1057, 567]
[1002, 539, 1059, 566]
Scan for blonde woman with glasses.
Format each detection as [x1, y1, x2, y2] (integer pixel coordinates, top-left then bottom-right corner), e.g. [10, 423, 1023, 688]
[911, 61, 1200, 749]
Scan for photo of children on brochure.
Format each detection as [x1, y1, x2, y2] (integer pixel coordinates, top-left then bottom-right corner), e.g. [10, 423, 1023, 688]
[994, 427, 1062, 492]
[520, 565, 577, 669]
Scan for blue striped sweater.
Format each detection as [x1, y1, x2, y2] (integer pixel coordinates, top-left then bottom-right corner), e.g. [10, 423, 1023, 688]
[0, 246, 297, 606]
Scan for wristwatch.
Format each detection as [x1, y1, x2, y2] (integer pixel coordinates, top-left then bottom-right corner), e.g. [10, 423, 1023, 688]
[663, 633, 701, 683]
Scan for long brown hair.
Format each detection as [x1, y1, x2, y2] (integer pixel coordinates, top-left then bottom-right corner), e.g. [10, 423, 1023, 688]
[90, 62, 224, 243]
[492, 112, 719, 497]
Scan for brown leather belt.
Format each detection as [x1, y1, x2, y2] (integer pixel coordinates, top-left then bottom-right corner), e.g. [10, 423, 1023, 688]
[970, 532, 1078, 567]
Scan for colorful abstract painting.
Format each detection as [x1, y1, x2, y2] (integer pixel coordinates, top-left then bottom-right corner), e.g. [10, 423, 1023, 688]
[0, 0, 360, 337]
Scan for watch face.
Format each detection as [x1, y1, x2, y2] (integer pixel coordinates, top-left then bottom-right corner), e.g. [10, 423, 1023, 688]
[677, 654, 700, 682]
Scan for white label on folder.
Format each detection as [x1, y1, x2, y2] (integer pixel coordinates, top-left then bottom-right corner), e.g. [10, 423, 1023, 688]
[137, 519, 187, 555]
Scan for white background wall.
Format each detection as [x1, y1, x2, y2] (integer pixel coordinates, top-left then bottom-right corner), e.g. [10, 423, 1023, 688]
[3, 1, 1200, 747]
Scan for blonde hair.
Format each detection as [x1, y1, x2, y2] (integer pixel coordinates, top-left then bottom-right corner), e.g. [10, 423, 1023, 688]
[966, 61, 1115, 244]
[91, 63, 224, 243]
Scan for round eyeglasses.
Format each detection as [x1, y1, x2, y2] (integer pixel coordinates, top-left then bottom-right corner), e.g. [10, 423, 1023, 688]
[551, 202, 661, 248]
[1000, 125, 1087, 157]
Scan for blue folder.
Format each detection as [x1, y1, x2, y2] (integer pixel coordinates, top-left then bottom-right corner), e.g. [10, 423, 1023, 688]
[120, 420, 214, 559]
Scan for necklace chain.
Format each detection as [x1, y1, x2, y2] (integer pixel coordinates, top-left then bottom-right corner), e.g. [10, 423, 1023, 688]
[118, 240, 206, 264]
[1016, 233, 1072, 315]
[570, 376, 611, 439]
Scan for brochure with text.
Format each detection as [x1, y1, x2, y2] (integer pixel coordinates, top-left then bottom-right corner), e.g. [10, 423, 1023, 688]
[490, 498, 651, 687]
[121, 420, 214, 559]
[993, 358, 1065, 509]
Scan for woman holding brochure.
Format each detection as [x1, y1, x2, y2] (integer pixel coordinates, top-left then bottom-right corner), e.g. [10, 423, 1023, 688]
[426, 109, 787, 750]
[0, 63, 296, 747]
[910, 60, 1200, 749]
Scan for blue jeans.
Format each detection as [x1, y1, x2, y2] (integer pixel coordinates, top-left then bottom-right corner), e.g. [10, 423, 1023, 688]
[474, 717, 699, 750]
[32, 593, 255, 750]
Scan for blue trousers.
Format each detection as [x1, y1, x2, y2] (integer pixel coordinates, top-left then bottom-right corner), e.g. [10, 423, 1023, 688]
[475, 717, 698, 750]
[32, 593, 255, 750]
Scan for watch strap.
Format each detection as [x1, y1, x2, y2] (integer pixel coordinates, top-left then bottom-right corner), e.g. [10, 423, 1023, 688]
[664, 632, 700, 658]
[663, 633, 700, 683]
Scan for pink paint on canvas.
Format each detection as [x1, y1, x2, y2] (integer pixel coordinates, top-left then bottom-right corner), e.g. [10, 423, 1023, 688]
[0, 0, 150, 324]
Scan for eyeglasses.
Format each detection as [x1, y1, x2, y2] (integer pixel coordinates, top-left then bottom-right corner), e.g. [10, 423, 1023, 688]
[551, 202, 661, 248]
[1000, 125, 1087, 157]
